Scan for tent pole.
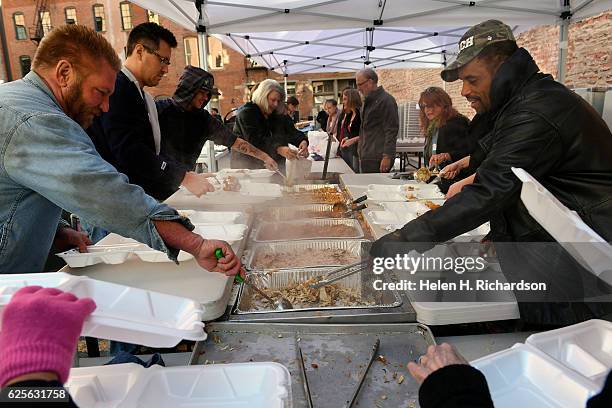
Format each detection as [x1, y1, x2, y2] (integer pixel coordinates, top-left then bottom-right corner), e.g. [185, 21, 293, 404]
[196, 1, 215, 171]
[557, 2, 571, 84]
[284, 76, 288, 95]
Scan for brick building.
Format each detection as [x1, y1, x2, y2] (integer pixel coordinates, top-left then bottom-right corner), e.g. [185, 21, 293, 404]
[0, 1, 610, 121]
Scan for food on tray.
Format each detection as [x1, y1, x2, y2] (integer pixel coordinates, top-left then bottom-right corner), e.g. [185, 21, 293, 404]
[286, 190, 346, 204]
[405, 192, 417, 200]
[257, 223, 358, 241]
[222, 176, 241, 192]
[253, 277, 372, 308]
[252, 248, 359, 269]
[414, 166, 432, 182]
[260, 205, 348, 221]
[424, 200, 441, 210]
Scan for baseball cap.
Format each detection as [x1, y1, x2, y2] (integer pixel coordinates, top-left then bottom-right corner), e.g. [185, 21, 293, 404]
[441, 20, 516, 82]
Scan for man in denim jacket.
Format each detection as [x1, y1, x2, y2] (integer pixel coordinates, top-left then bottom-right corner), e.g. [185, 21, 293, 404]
[0, 25, 242, 276]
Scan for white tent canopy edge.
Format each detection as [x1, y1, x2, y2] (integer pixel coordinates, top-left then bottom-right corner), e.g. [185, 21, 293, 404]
[132, 0, 612, 80]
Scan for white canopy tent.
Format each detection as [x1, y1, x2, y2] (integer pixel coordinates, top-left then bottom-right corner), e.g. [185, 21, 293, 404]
[132, 0, 612, 82]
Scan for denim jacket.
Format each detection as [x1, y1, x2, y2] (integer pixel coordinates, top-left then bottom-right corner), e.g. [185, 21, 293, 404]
[0, 71, 191, 273]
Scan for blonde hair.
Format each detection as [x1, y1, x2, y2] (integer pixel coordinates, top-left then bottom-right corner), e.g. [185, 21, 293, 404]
[251, 79, 285, 114]
[33, 24, 120, 73]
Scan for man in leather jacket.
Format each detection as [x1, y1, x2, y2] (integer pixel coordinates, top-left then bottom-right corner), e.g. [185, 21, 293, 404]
[371, 20, 612, 325]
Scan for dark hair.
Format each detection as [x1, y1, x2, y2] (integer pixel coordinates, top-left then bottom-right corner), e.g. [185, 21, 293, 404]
[325, 99, 338, 107]
[476, 40, 518, 72]
[126, 22, 177, 56]
[418, 87, 460, 132]
[33, 24, 120, 73]
[211, 107, 219, 113]
[286, 96, 299, 106]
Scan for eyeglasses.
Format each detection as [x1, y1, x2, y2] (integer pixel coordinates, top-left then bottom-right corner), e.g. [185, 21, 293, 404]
[140, 44, 171, 66]
[356, 78, 371, 87]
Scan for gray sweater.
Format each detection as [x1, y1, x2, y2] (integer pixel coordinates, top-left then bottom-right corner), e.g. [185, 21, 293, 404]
[358, 86, 399, 160]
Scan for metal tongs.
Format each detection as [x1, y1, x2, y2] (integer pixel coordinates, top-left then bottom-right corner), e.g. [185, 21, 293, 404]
[309, 260, 371, 289]
[342, 195, 368, 217]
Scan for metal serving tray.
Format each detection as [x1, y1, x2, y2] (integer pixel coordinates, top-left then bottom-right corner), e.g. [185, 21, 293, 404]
[235, 268, 402, 314]
[253, 218, 364, 243]
[258, 204, 349, 222]
[282, 184, 342, 193]
[190, 322, 435, 408]
[245, 239, 369, 271]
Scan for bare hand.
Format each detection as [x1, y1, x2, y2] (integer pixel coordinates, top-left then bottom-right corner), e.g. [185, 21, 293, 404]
[182, 172, 216, 197]
[446, 174, 475, 199]
[407, 343, 469, 385]
[341, 137, 357, 148]
[277, 146, 299, 161]
[195, 239, 243, 277]
[298, 141, 309, 158]
[262, 155, 279, 171]
[379, 156, 392, 173]
[440, 162, 460, 179]
[429, 153, 451, 166]
[53, 227, 91, 253]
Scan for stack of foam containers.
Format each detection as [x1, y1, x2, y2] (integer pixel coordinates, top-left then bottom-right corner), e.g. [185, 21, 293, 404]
[0, 272, 206, 347]
[65, 363, 292, 407]
[472, 319, 610, 408]
[0, 273, 294, 407]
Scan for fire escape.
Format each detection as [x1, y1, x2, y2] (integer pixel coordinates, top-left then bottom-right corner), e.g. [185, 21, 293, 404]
[30, 0, 49, 44]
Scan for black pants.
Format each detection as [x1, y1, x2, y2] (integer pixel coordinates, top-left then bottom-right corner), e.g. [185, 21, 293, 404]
[359, 158, 386, 173]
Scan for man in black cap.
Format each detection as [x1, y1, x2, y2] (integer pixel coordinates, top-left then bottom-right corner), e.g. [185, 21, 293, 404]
[371, 20, 612, 325]
[157, 66, 278, 189]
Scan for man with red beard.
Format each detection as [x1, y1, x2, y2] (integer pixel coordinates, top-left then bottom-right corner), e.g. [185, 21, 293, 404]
[0, 25, 244, 278]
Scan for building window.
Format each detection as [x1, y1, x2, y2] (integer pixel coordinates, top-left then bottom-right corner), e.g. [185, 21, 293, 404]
[147, 10, 159, 24]
[65, 7, 77, 24]
[92, 4, 106, 32]
[214, 52, 223, 68]
[312, 78, 355, 111]
[13, 13, 27, 40]
[184, 37, 199, 67]
[120, 2, 132, 30]
[19, 55, 31, 77]
[286, 82, 297, 97]
[39, 11, 52, 36]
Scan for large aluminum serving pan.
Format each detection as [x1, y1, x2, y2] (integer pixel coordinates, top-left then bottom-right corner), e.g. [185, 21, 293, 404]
[253, 218, 364, 243]
[235, 268, 402, 314]
[282, 184, 342, 193]
[245, 239, 369, 271]
[190, 322, 435, 408]
[258, 203, 349, 222]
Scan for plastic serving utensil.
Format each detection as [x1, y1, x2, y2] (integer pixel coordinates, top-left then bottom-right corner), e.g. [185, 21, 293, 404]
[215, 248, 293, 310]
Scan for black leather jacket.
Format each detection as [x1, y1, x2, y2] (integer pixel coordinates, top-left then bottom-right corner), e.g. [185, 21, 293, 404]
[374, 48, 612, 249]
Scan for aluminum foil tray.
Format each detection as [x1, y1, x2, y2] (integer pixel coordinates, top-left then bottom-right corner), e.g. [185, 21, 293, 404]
[253, 218, 364, 243]
[259, 204, 349, 221]
[282, 184, 342, 193]
[245, 239, 369, 271]
[235, 268, 402, 314]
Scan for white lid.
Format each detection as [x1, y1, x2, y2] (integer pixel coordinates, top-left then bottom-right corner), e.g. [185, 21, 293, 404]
[472, 343, 598, 408]
[66, 362, 292, 408]
[63, 234, 233, 321]
[525, 319, 612, 387]
[512, 167, 612, 284]
[0, 273, 206, 348]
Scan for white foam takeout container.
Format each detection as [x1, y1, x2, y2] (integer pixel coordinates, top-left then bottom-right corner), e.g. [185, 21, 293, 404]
[525, 319, 612, 388]
[0, 272, 207, 347]
[366, 183, 445, 201]
[513, 167, 612, 285]
[57, 242, 193, 267]
[66, 362, 292, 408]
[472, 343, 600, 408]
[194, 224, 248, 245]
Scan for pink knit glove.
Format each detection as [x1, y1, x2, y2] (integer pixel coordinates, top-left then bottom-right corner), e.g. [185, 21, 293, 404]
[0, 286, 96, 386]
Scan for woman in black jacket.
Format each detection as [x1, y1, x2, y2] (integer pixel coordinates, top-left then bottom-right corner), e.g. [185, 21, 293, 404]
[232, 79, 298, 169]
[419, 87, 472, 169]
[338, 88, 362, 172]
